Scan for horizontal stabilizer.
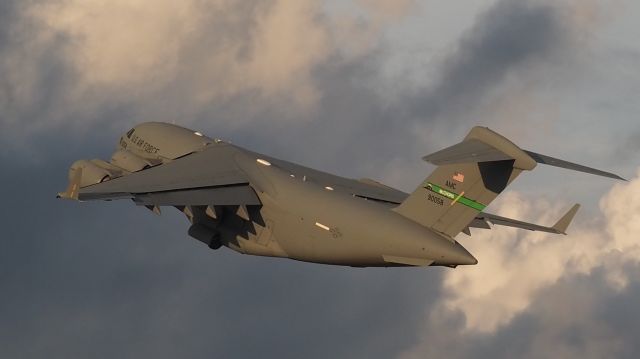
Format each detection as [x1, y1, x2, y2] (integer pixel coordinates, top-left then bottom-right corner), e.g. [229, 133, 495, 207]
[524, 151, 626, 181]
[422, 139, 511, 164]
[422, 128, 625, 181]
[473, 204, 581, 235]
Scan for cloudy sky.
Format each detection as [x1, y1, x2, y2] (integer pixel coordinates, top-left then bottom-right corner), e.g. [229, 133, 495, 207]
[1, 0, 639, 357]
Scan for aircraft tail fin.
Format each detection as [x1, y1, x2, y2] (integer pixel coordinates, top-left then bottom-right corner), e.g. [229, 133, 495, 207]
[394, 127, 620, 238]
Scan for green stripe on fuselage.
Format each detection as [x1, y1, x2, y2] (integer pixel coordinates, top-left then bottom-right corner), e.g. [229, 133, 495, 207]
[423, 182, 486, 211]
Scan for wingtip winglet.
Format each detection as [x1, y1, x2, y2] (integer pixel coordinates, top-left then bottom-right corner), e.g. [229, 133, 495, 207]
[552, 203, 581, 235]
[57, 167, 83, 200]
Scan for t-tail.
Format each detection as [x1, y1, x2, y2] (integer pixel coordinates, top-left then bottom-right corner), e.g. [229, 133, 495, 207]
[393, 126, 624, 238]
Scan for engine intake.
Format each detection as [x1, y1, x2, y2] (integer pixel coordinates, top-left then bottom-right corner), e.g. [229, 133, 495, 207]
[188, 223, 222, 250]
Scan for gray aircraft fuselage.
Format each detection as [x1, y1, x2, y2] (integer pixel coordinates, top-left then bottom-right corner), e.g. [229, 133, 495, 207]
[219, 150, 477, 267]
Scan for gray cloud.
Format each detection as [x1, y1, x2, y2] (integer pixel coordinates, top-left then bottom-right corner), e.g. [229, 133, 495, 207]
[409, 0, 565, 122]
[615, 131, 640, 163]
[0, 4, 69, 127]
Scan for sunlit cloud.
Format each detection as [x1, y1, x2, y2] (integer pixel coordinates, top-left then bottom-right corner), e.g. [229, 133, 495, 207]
[400, 169, 640, 357]
[0, 0, 418, 141]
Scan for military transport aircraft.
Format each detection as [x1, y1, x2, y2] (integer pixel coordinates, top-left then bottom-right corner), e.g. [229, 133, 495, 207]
[58, 123, 624, 268]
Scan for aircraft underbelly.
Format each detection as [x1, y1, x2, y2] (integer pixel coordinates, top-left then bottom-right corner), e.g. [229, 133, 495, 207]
[264, 183, 435, 266]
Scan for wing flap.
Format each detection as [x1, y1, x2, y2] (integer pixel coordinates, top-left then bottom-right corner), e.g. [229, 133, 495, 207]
[131, 185, 260, 206]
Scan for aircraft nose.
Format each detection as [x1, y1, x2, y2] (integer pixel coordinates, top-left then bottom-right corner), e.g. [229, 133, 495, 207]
[444, 241, 478, 265]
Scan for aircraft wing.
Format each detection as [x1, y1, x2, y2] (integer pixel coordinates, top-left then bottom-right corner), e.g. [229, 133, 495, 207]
[64, 143, 261, 207]
[468, 204, 581, 235]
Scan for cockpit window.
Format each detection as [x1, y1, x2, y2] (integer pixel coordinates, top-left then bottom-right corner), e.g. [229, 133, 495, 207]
[126, 128, 135, 139]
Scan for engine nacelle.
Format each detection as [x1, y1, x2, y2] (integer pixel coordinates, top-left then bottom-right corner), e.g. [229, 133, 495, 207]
[69, 160, 113, 187]
[188, 223, 222, 249]
[110, 150, 151, 173]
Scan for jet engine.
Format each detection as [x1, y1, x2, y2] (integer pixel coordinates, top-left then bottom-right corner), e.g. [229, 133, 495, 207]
[69, 160, 115, 187]
[188, 223, 222, 250]
[110, 150, 152, 173]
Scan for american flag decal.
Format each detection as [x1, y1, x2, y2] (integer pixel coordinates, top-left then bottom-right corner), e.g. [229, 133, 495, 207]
[453, 172, 465, 183]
